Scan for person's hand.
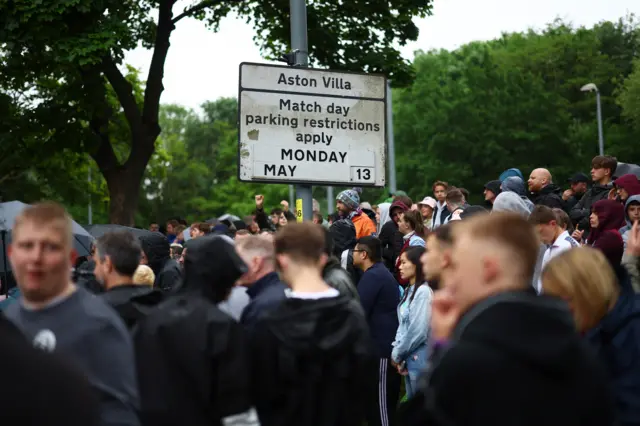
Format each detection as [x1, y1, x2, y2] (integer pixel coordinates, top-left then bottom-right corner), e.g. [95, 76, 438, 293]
[396, 364, 409, 376]
[628, 221, 640, 257]
[571, 226, 584, 243]
[562, 189, 573, 201]
[255, 194, 264, 208]
[431, 289, 461, 341]
[280, 200, 289, 211]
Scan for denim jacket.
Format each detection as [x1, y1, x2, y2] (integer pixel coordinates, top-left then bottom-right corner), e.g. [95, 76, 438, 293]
[391, 284, 432, 363]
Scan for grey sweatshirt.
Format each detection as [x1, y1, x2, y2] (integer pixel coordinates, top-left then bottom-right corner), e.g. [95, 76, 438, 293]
[4, 287, 140, 426]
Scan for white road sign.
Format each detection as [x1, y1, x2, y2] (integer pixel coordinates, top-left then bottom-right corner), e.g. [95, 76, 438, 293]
[238, 62, 387, 187]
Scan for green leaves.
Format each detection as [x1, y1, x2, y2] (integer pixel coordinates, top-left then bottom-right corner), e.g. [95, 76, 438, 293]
[392, 17, 640, 204]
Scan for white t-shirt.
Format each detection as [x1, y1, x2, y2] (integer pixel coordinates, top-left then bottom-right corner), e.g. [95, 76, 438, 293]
[536, 231, 580, 293]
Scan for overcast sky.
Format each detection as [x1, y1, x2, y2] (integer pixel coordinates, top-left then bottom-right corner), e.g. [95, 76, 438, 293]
[126, 0, 637, 110]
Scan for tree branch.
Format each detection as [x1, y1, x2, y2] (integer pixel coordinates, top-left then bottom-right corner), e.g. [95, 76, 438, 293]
[172, 0, 222, 25]
[101, 56, 143, 137]
[141, 0, 175, 141]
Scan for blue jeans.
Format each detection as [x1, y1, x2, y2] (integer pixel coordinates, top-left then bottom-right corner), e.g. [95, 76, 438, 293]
[404, 344, 428, 399]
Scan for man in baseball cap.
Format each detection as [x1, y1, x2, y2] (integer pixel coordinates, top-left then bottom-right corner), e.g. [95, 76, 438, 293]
[563, 173, 589, 211]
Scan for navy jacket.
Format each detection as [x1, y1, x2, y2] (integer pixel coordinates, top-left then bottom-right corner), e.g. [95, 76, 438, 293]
[357, 262, 400, 358]
[241, 272, 287, 331]
[587, 277, 640, 426]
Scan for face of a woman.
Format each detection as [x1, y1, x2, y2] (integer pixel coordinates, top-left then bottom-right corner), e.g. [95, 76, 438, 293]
[279, 213, 288, 226]
[398, 214, 411, 234]
[589, 212, 599, 228]
[616, 187, 629, 201]
[375, 208, 381, 224]
[399, 253, 416, 281]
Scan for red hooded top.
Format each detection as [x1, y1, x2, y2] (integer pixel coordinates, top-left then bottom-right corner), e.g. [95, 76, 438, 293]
[587, 199, 626, 266]
[614, 174, 640, 199]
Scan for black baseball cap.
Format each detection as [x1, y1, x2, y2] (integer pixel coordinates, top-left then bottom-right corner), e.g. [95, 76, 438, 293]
[567, 173, 589, 184]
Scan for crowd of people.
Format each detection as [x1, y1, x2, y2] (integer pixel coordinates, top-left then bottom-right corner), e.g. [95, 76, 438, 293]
[1, 154, 640, 426]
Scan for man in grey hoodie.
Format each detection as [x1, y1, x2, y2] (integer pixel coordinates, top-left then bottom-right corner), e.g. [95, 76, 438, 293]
[492, 192, 546, 291]
[501, 176, 535, 212]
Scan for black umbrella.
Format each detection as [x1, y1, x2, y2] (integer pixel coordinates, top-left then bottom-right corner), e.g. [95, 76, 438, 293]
[0, 201, 94, 274]
[86, 224, 157, 239]
[614, 162, 640, 179]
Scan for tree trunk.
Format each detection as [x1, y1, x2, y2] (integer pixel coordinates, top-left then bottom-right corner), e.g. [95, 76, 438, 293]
[100, 133, 155, 226]
[105, 168, 142, 226]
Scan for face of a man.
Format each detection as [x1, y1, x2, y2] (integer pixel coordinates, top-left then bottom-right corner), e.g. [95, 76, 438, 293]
[9, 220, 74, 303]
[571, 182, 587, 195]
[149, 223, 159, 232]
[535, 222, 557, 245]
[484, 189, 496, 202]
[434, 185, 446, 202]
[92, 250, 111, 285]
[447, 234, 497, 315]
[166, 223, 175, 235]
[591, 167, 607, 183]
[628, 204, 640, 224]
[422, 235, 442, 281]
[528, 171, 545, 192]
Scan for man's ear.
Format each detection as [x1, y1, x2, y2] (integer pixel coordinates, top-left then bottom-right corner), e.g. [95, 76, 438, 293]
[318, 253, 328, 269]
[70, 249, 78, 266]
[482, 256, 500, 284]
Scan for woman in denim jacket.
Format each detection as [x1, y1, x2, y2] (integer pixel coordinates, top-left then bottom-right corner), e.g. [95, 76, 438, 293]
[391, 246, 433, 398]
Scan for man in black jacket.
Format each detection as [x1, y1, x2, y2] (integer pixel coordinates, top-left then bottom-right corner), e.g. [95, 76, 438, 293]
[527, 168, 564, 209]
[570, 155, 617, 231]
[95, 231, 163, 329]
[133, 235, 258, 426]
[252, 223, 375, 426]
[399, 212, 615, 426]
[139, 233, 182, 293]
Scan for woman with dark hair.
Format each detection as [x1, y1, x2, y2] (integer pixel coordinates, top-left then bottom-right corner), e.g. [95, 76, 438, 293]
[395, 210, 426, 285]
[391, 246, 433, 399]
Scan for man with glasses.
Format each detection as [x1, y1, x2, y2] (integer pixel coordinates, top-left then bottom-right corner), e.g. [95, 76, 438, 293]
[354, 236, 401, 426]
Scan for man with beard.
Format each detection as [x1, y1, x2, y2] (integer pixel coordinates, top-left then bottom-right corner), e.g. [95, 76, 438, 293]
[527, 168, 564, 209]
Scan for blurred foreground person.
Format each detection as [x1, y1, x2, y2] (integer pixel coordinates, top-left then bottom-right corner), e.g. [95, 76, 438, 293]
[543, 247, 640, 426]
[399, 213, 614, 426]
[252, 223, 374, 426]
[0, 315, 99, 426]
[133, 235, 258, 426]
[5, 202, 140, 426]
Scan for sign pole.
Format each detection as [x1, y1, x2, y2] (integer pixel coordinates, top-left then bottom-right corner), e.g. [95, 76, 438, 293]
[289, 0, 313, 221]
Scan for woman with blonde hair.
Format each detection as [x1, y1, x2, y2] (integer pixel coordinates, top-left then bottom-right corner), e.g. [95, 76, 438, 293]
[542, 246, 640, 425]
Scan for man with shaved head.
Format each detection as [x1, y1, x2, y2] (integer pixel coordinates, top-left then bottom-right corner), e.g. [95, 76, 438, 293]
[527, 168, 565, 209]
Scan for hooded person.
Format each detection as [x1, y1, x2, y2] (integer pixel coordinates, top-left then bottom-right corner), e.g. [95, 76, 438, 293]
[499, 168, 524, 182]
[133, 235, 258, 426]
[614, 174, 640, 203]
[493, 191, 533, 218]
[501, 176, 535, 212]
[139, 232, 182, 293]
[587, 200, 626, 268]
[336, 188, 377, 239]
[483, 180, 502, 207]
[621, 195, 640, 292]
[377, 202, 392, 234]
[493, 192, 546, 290]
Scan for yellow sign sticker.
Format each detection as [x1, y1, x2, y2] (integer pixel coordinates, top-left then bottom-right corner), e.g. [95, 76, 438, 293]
[295, 199, 303, 223]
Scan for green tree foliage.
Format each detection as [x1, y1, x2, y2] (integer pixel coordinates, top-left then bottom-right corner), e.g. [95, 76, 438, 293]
[392, 17, 640, 204]
[0, 0, 432, 225]
[145, 99, 290, 223]
[618, 59, 640, 131]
